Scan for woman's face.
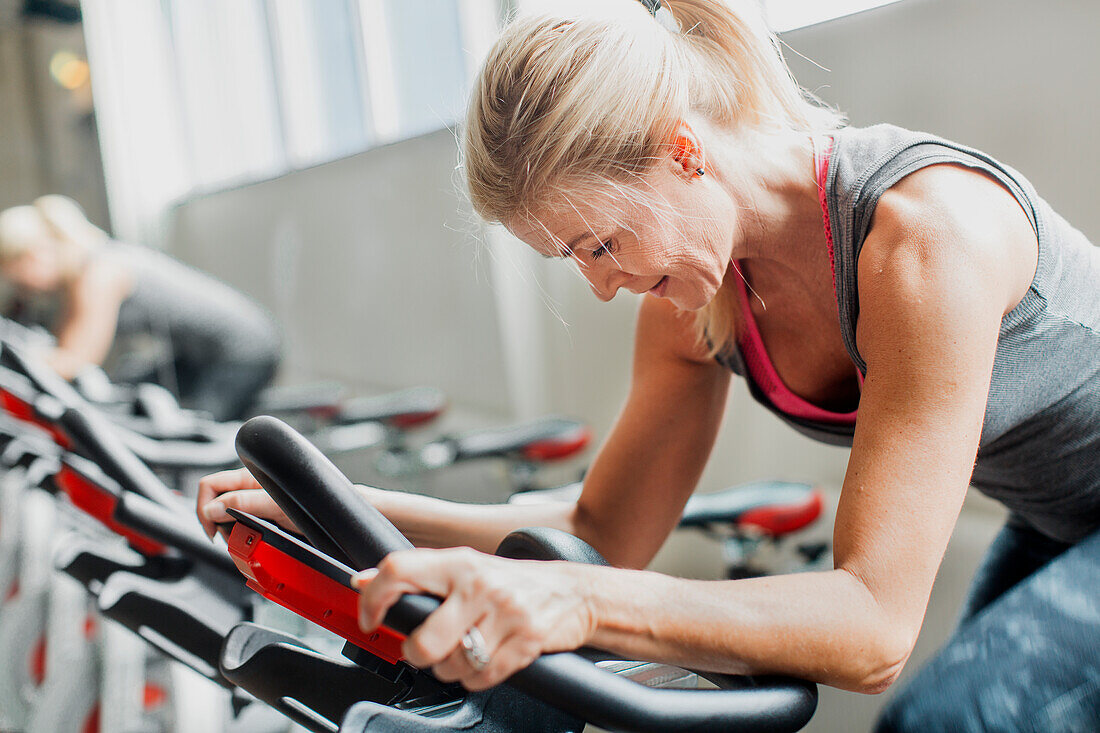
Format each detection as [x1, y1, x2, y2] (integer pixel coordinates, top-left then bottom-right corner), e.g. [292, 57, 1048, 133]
[508, 159, 738, 311]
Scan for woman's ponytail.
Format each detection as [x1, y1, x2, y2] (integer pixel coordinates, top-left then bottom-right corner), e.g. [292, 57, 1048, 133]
[664, 0, 842, 131]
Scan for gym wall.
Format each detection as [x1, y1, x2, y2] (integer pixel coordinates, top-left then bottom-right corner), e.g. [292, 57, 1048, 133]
[170, 128, 511, 417]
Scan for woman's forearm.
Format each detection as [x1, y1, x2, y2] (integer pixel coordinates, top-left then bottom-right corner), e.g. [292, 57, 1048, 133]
[582, 565, 914, 694]
[356, 485, 578, 554]
[351, 487, 918, 692]
[42, 345, 89, 380]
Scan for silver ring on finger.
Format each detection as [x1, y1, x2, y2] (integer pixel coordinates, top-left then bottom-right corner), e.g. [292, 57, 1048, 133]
[461, 626, 491, 672]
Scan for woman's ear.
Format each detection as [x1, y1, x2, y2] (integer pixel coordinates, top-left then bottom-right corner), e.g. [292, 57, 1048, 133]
[668, 123, 706, 177]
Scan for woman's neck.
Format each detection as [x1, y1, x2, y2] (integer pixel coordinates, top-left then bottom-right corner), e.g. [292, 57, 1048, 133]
[708, 125, 833, 294]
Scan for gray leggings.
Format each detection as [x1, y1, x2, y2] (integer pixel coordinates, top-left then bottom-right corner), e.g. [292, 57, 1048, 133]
[175, 356, 278, 422]
[874, 522, 1100, 733]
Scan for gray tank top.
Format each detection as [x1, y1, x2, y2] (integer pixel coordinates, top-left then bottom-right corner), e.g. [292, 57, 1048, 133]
[111, 242, 281, 368]
[726, 124, 1100, 543]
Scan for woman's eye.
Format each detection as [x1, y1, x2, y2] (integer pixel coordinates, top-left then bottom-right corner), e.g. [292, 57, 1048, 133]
[590, 240, 614, 260]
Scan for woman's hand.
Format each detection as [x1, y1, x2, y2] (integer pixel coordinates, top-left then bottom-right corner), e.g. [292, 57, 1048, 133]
[353, 548, 598, 691]
[196, 467, 298, 538]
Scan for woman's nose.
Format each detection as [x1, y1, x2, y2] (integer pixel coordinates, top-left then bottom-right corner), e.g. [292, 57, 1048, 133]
[584, 263, 631, 302]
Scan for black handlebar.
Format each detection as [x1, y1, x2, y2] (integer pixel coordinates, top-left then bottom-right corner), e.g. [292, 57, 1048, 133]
[1, 344, 182, 507]
[234, 416, 817, 733]
[59, 407, 184, 508]
[235, 416, 412, 569]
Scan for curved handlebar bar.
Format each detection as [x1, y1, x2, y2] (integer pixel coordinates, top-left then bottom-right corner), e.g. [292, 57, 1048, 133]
[234, 416, 817, 733]
[235, 417, 411, 568]
[58, 452, 239, 575]
[1, 344, 181, 507]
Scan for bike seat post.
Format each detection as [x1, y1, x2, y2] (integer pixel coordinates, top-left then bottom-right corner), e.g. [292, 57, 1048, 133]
[722, 532, 764, 580]
[380, 423, 409, 453]
[508, 459, 539, 493]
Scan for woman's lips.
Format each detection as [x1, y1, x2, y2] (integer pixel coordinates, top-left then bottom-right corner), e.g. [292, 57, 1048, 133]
[649, 276, 669, 297]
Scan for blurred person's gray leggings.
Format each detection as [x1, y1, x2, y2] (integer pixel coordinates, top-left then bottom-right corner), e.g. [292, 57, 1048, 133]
[875, 522, 1100, 733]
[176, 356, 278, 422]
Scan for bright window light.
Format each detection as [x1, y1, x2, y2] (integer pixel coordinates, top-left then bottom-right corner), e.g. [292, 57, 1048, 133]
[762, 0, 905, 32]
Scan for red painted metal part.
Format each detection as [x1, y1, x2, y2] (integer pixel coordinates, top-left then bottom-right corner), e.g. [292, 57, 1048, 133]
[55, 465, 166, 556]
[30, 635, 47, 686]
[521, 425, 592, 462]
[143, 683, 168, 710]
[227, 523, 406, 664]
[306, 404, 342, 421]
[0, 389, 72, 449]
[387, 408, 444, 430]
[81, 704, 99, 733]
[737, 490, 824, 536]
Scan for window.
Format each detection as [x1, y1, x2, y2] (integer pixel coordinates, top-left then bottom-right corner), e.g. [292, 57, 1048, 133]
[82, 0, 500, 241]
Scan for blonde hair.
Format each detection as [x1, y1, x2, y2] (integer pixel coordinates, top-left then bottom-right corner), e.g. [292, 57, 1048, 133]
[464, 0, 844, 355]
[0, 206, 49, 262]
[0, 195, 106, 267]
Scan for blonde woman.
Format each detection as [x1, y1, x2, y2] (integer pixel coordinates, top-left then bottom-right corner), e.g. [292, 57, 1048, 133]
[0, 196, 281, 420]
[199, 1, 1100, 729]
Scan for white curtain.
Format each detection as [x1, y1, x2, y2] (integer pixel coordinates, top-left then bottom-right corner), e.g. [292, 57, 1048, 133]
[80, 1, 190, 245]
[81, 0, 285, 245]
[82, 0, 499, 248]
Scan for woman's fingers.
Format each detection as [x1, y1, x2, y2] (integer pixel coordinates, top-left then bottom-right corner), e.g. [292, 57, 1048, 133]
[454, 631, 542, 691]
[427, 604, 543, 690]
[427, 610, 494, 683]
[353, 549, 468, 631]
[402, 592, 492, 671]
[196, 467, 260, 537]
[353, 548, 560, 690]
[196, 469, 299, 537]
[199, 487, 268, 522]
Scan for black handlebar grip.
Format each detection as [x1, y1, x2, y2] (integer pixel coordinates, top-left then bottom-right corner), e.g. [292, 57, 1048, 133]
[2, 343, 182, 508]
[1, 343, 85, 405]
[234, 416, 413, 569]
[61, 408, 182, 508]
[502, 654, 817, 733]
[114, 491, 240, 577]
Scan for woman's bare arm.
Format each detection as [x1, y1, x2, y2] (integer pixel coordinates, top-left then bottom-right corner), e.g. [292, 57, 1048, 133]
[47, 255, 131, 378]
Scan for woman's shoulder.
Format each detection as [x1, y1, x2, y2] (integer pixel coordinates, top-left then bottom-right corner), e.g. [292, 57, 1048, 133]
[830, 124, 1036, 309]
[831, 122, 932, 154]
[830, 123, 970, 184]
[830, 123, 1028, 200]
[860, 161, 1037, 319]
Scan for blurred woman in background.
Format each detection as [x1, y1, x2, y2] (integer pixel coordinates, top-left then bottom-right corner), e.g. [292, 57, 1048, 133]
[0, 195, 281, 420]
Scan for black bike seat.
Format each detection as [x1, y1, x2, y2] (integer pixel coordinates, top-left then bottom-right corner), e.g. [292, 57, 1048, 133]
[336, 387, 447, 429]
[680, 481, 823, 536]
[447, 417, 590, 463]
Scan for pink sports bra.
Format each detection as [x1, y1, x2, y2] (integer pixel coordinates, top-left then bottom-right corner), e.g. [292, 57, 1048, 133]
[733, 136, 859, 426]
